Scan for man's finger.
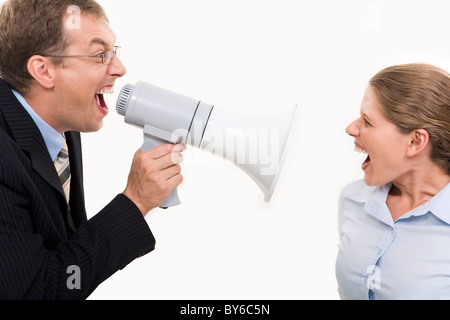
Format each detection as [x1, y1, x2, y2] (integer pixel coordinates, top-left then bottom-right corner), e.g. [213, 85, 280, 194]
[144, 143, 177, 160]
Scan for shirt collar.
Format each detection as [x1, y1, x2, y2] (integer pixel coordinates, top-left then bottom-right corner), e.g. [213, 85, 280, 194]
[424, 182, 450, 224]
[12, 90, 64, 162]
[346, 180, 450, 225]
[345, 181, 391, 204]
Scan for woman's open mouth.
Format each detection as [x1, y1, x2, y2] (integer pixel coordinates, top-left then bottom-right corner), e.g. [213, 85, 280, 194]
[355, 143, 371, 171]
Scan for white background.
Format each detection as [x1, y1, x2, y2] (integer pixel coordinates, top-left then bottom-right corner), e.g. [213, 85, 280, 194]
[87, 0, 450, 300]
[3, 0, 450, 300]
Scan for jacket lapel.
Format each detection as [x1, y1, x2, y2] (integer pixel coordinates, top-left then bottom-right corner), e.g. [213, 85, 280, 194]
[0, 80, 66, 201]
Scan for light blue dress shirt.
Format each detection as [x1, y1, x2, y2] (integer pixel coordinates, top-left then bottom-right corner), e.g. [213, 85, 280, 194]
[336, 179, 450, 300]
[12, 90, 64, 162]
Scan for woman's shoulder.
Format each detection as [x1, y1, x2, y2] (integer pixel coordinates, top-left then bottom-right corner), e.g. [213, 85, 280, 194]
[340, 179, 378, 203]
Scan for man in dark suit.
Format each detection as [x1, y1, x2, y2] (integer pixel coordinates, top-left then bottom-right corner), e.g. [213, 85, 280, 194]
[0, 0, 184, 299]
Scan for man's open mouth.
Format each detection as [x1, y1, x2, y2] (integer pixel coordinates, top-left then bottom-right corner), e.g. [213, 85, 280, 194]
[95, 87, 114, 110]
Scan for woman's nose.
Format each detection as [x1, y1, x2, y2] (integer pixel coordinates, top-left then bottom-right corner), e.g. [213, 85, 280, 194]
[346, 119, 360, 137]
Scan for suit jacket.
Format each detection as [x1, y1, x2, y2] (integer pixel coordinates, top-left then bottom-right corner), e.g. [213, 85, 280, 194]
[0, 79, 155, 300]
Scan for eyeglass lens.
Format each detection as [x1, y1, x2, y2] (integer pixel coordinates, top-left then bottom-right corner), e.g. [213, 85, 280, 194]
[103, 47, 120, 65]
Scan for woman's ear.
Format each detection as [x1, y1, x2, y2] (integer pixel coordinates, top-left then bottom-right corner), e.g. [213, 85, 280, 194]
[27, 55, 57, 89]
[406, 129, 429, 157]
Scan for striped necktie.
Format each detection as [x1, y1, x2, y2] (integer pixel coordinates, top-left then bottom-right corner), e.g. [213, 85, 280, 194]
[54, 139, 71, 203]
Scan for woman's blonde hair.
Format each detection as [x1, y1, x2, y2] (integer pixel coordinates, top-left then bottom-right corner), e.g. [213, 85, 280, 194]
[370, 63, 450, 175]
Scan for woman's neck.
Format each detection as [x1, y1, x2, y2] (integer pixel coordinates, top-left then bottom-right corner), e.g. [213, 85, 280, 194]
[388, 164, 450, 221]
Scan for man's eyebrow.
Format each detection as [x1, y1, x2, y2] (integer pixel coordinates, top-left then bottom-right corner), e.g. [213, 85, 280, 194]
[88, 38, 111, 48]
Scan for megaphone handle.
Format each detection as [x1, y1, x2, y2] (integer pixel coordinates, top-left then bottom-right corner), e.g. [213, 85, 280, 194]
[142, 137, 181, 209]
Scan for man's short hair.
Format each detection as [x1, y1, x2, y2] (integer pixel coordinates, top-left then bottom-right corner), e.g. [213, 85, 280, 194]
[0, 0, 108, 94]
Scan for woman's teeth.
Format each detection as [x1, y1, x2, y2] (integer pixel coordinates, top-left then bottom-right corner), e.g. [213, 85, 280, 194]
[97, 87, 114, 95]
[354, 145, 367, 154]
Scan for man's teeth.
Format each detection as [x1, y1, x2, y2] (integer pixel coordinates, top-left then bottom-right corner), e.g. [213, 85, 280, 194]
[97, 87, 114, 95]
[354, 145, 367, 154]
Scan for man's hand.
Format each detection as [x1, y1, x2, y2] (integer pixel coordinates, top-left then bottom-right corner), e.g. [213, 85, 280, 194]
[123, 144, 185, 215]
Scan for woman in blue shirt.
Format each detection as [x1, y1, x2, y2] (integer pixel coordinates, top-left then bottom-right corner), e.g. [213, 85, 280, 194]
[336, 63, 450, 299]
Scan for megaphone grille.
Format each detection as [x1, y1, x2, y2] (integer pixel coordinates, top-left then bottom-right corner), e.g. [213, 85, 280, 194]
[116, 83, 134, 116]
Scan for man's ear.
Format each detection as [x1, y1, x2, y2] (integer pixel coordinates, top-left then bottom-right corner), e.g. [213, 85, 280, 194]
[27, 55, 57, 89]
[406, 129, 430, 158]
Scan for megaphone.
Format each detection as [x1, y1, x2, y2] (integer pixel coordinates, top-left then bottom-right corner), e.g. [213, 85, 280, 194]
[116, 81, 300, 208]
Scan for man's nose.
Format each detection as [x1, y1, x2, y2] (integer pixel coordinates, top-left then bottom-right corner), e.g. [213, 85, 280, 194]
[108, 55, 127, 78]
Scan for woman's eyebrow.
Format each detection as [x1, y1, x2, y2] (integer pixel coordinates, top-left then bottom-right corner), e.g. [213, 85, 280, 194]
[362, 113, 374, 122]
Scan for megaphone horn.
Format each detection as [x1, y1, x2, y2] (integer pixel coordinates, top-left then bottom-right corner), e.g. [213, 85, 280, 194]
[116, 81, 300, 207]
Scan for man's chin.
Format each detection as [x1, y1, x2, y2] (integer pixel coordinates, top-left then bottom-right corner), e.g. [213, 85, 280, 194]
[78, 119, 104, 133]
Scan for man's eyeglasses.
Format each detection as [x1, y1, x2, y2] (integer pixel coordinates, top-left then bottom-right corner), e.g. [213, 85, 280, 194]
[44, 46, 121, 65]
